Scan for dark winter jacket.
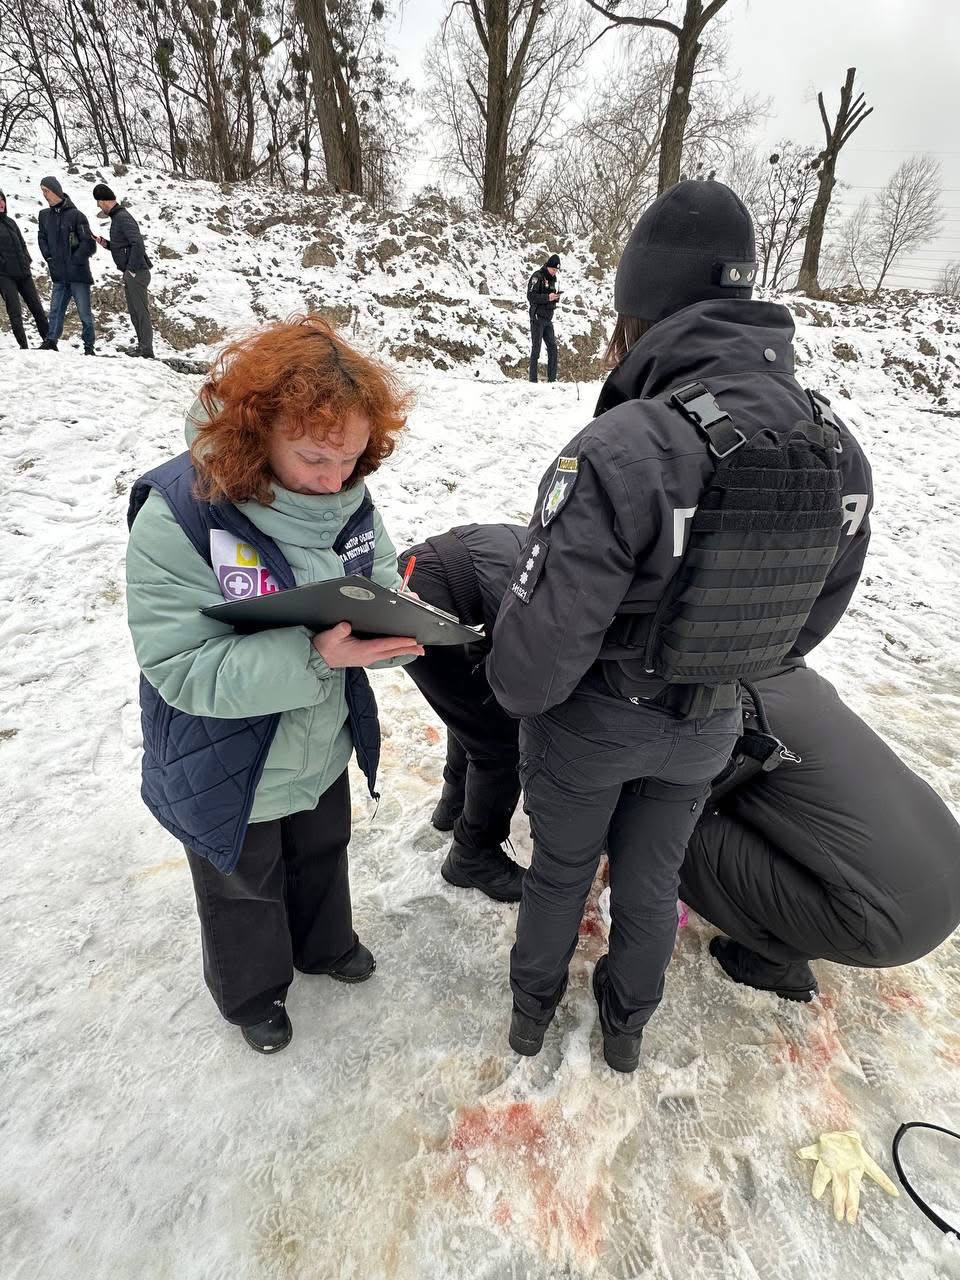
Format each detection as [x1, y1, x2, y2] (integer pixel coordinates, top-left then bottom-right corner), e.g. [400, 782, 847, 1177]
[403, 524, 527, 638]
[527, 262, 558, 322]
[0, 192, 32, 278]
[685, 664, 960, 966]
[101, 204, 151, 273]
[38, 194, 96, 284]
[488, 299, 874, 717]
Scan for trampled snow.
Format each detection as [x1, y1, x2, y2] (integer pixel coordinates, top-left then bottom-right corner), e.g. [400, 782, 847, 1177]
[1, 153, 960, 1279]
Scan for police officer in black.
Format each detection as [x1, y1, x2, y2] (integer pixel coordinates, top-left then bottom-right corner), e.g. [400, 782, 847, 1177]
[488, 180, 873, 1073]
[398, 525, 528, 902]
[527, 253, 560, 382]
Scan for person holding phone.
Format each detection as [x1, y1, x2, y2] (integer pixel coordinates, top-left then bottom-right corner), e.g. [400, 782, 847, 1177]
[527, 253, 561, 383]
[126, 316, 422, 1054]
[92, 184, 154, 359]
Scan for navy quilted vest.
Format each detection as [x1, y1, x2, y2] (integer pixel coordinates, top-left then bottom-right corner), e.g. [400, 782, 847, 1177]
[128, 453, 381, 873]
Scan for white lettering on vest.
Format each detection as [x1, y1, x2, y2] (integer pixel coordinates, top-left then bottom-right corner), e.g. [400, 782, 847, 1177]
[841, 493, 868, 537]
[673, 507, 698, 558]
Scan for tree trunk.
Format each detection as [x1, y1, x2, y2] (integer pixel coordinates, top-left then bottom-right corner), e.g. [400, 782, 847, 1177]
[797, 67, 872, 297]
[481, 1, 509, 215]
[657, 9, 699, 193]
[797, 163, 836, 297]
[298, 0, 364, 195]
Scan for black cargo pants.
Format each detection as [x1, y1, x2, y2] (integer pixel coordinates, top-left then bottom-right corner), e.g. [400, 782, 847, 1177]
[529, 317, 558, 382]
[513, 684, 741, 1036]
[184, 771, 356, 1025]
[405, 645, 521, 851]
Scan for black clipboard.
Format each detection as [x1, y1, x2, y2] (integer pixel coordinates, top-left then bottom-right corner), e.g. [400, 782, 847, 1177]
[200, 575, 481, 646]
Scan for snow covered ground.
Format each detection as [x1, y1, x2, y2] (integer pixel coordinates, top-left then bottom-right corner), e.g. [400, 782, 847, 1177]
[2, 312, 959, 1277]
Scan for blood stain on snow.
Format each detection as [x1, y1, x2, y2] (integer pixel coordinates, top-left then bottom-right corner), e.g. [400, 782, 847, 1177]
[878, 985, 926, 1014]
[445, 1100, 603, 1262]
[423, 725, 441, 744]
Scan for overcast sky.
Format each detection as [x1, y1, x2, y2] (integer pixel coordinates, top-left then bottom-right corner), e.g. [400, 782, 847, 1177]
[387, 0, 960, 289]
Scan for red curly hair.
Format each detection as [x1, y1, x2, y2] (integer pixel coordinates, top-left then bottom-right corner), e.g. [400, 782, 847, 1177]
[191, 316, 412, 505]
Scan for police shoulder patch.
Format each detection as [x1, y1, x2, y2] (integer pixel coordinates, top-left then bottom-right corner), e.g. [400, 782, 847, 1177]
[509, 535, 549, 605]
[541, 455, 578, 527]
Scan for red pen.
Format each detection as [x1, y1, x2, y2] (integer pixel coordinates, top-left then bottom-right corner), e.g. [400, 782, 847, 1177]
[400, 555, 416, 593]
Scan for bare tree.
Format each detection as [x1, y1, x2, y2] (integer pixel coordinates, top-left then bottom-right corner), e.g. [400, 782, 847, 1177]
[835, 156, 943, 295]
[527, 30, 757, 253]
[2, 0, 75, 160]
[734, 143, 821, 289]
[868, 154, 943, 294]
[583, 0, 730, 193]
[796, 67, 872, 296]
[424, 0, 589, 218]
[938, 260, 960, 299]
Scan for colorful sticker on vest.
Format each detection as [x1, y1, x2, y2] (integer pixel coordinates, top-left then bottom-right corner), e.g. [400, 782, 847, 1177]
[210, 529, 279, 598]
[218, 565, 258, 599]
[541, 456, 578, 527]
[510, 537, 549, 604]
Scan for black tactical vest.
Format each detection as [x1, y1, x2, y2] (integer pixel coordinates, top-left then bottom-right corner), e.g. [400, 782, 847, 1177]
[642, 382, 843, 686]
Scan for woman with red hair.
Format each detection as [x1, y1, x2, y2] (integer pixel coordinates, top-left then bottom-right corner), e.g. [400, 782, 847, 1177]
[126, 317, 422, 1054]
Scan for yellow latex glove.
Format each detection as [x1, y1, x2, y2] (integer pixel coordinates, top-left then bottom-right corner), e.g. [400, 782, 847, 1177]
[797, 1130, 900, 1224]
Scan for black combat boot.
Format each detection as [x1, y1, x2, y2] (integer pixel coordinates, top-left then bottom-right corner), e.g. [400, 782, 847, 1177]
[709, 936, 818, 1003]
[241, 1000, 292, 1054]
[315, 939, 376, 984]
[430, 782, 464, 832]
[592, 956, 643, 1074]
[39, 339, 58, 351]
[441, 841, 525, 903]
[83, 345, 96, 356]
[508, 1006, 552, 1056]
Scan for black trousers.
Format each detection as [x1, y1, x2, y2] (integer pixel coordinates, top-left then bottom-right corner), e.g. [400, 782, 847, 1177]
[529, 317, 558, 382]
[0, 273, 48, 346]
[405, 645, 521, 850]
[514, 684, 741, 1036]
[184, 771, 356, 1025]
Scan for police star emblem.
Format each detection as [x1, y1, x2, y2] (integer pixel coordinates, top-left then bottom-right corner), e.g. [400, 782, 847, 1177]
[541, 455, 578, 526]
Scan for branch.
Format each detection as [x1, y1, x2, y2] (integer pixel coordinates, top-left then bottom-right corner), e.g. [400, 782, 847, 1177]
[839, 104, 873, 148]
[696, 0, 731, 36]
[467, 0, 488, 55]
[582, 0, 680, 39]
[817, 90, 831, 145]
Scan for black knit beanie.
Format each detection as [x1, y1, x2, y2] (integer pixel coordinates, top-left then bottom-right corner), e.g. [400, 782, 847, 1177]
[92, 183, 116, 201]
[545, 254, 560, 269]
[39, 176, 64, 198]
[615, 180, 756, 323]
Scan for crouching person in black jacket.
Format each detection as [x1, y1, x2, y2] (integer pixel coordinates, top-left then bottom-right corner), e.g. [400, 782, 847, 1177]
[489, 180, 874, 1073]
[398, 525, 528, 902]
[93, 184, 154, 359]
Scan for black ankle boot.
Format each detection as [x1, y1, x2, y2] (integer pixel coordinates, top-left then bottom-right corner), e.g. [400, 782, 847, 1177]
[315, 939, 376, 983]
[431, 783, 464, 832]
[592, 957, 643, 1073]
[441, 841, 524, 903]
[241, 1001, 292, 1054]
[508, 1006, 551, 1056]
[709, 937, 818, 1002]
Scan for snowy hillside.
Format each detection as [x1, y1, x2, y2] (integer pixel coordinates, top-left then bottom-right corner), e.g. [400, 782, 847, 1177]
[2, 159, 960, 1280]
[0, 149, 613, 379]
[3, 148, 960, 402]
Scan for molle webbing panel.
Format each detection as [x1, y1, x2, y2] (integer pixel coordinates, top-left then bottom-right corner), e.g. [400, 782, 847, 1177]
[652, 429, 843, 684]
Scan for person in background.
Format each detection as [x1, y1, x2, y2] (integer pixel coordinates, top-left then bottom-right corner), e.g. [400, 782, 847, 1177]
[37, 176, 97, 355]
[92, 183, 154, 359]
[0, 189, 49, 349]
[527, 253, 560, 383]
[126, 317, 422, 1055]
